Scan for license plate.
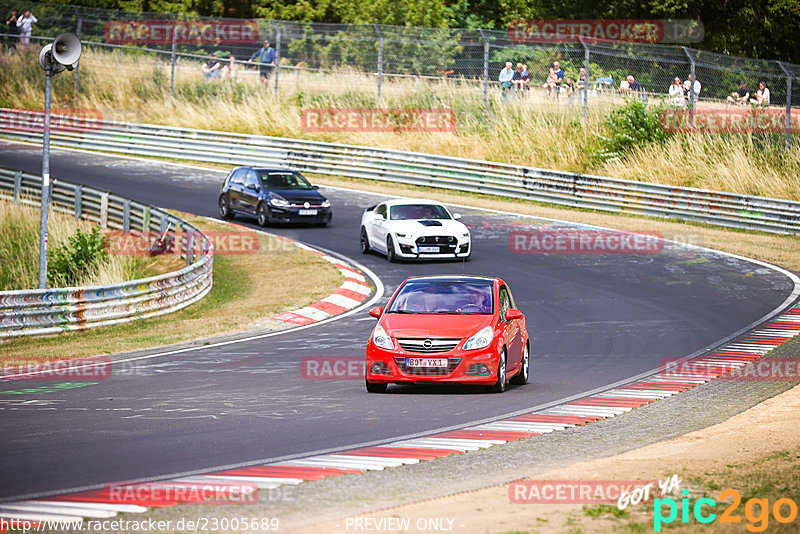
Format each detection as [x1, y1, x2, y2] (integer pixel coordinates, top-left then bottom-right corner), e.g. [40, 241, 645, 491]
[406, 358, 448, 368]
[298, 209, 318, 215]
[418, 246, 439, 253]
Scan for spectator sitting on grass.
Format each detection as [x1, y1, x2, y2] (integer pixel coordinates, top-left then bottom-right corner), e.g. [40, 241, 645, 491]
[512, 63, 523, 94]
[669, 77, 685, 106]
[520, 64, 531, 92]
[553, 61, 564, 88]
[727, 80, 750, 105]
[202, 53, 222, 79]
[220, 55, 238, 81]
[562, 77, 575, 98]
[543, 67, 558, 96]
[750, 81, 770, 106]
[499, 62, 514, 98]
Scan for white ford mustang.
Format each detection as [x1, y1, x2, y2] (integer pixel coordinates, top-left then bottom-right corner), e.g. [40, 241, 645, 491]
[360, 199, 471, 261]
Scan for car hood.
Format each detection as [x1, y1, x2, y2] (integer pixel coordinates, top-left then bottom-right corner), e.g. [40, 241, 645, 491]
[389, 219, 468, 236]
[380, 313, 493, 339]
[269, 190, 327, 203]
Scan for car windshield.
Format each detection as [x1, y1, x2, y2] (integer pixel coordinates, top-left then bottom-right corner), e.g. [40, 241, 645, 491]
[389, 204, 450, 220]
[387, 280, 493, 314]
[259, 172, 312, 190]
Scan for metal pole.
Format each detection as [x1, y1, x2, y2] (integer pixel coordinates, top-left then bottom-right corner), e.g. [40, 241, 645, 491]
[274, 24, 281, 95]
[778, 62, 792, 150]
[374, 24, 383, 107]
[683, 47, 696, 125]
[169, 14, 177, 98]
[38, 65, 53, 289]
[582, 39, 590, 120]
[478, 29, 489, 113]
[73, 7, 82, 98]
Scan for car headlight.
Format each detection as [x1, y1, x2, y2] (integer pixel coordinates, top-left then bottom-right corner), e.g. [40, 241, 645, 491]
[395, 233, 407, 238]
[321, 200, 331, 208]
[372, 324, 394, 350]
[270, 197, 289, 207]
[463, 326, 493, 351]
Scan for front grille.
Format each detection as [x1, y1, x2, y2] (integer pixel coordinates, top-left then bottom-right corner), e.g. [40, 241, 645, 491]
[416, 236, 457, 245]
[398, 338, 460, 353]
[393, 356, 462, 376]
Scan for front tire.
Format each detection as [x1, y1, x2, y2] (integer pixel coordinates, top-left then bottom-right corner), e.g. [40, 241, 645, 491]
[488, 350, 507, 393]
[366, 379, 387, 393]
[256, 202, 270, 227]
[386, 235, 397, 263]
[510, 343, 529, 385]
[218, 195, 233, 220]
[360, 227, 371, 254]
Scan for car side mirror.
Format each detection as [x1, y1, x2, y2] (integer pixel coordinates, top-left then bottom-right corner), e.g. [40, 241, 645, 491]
[452, 213, 462, 220]
[312, 185, 319, 190]
[505, 308, 523, 321]
[246, 183, 259, 191]
[369, 307, 383, 319]
[374, 213, 385, 220]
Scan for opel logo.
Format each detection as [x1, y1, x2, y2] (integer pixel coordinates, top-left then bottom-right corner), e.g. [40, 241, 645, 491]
[423, 339, 433, 349]
[304, 202, 310, 209]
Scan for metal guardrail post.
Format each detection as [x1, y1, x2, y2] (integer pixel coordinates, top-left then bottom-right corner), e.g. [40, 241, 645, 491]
[683, 47, 696, 124]
[160, 216, 168, 234]
[478, 29, 489, 114]
[778, 62, 792, 150]
[74, 185, 82, 219]
[73, 7, 82, 98]
[272, 21, 281, 96]
[143, 205, 150, 232]
[13, 171, 21, 205]
[100, 192, 108, 229]
[169, 14, 177, 99]
[374, 24, 383, 107]
[123, 199, 131, 232]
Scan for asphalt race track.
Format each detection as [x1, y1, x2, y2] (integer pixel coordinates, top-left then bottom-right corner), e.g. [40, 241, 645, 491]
[0, 143, 796, 501]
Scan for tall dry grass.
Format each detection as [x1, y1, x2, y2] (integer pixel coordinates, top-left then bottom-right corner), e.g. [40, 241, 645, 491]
[2, 46, 799, 200]
[0, 198, 182, 290]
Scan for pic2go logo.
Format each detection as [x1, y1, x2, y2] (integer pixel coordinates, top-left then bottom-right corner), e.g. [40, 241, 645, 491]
[654, 489, 799, 532]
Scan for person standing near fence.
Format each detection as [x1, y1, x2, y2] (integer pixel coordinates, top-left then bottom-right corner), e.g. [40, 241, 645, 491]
[669, 77, 685, 106]
[15, 9, 36, 47]
[5, 8, 20, 50]
[248, 40, 276, 86]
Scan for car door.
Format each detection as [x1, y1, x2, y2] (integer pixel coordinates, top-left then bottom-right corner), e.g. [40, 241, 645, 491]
[241, 169, 262, 214]
[499, 284, 521, 369]
[370, 203, 389, 250]
[227, 169, 247, 212]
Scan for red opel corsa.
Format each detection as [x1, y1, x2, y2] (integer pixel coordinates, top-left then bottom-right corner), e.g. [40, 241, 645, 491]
[365, 275, 530, 393]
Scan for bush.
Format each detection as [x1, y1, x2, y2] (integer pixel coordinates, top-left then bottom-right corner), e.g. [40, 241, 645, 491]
[593, 98, 673, 162]
[48, 227, 109, 286]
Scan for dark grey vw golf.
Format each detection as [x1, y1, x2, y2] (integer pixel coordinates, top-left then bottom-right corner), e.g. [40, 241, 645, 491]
[218, 167, 332, 226]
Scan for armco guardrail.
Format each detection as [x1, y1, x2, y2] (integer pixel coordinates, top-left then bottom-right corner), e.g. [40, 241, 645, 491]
[2, 108, 799, 234]
[0, 167, 213, 338]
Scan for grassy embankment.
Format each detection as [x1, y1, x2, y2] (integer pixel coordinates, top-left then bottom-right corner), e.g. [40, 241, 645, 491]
[0, 206, 344, 360]
[1, 46, 798, 200]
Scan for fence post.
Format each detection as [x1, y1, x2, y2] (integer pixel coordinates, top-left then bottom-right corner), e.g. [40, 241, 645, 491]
[272, 21, 281, 95]
[169, 14, 177, 99]
[100, 193, 109, 229]
[582, 38, 590, 120]
[12, 171, 21, 204]
[683, 47, 696, 124]
[73, 7, 82, 98]
[123, 199, 131, 233]
[478, 29, 489, 113]
[374, 24, 383, 107]
[778, 61, 792, 150]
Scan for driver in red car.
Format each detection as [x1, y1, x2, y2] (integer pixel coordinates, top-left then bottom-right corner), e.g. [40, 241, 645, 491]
[459, 286, 490, 313]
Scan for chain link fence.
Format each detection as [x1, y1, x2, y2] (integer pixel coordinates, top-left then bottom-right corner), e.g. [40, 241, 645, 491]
[0, 1, 797, 145]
